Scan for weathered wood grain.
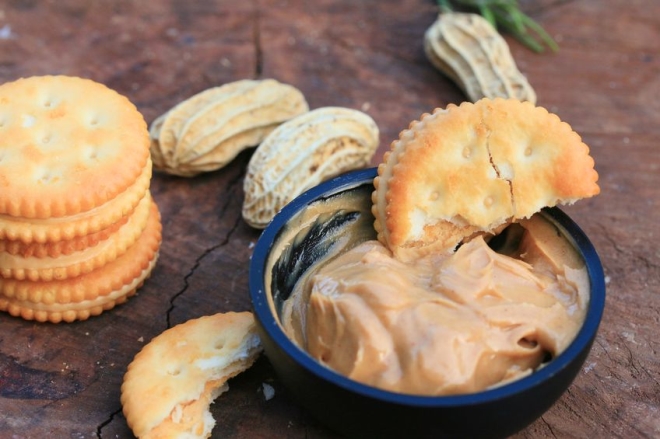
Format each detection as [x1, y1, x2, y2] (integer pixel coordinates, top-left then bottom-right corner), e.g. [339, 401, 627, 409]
[0, 0, 658, 438]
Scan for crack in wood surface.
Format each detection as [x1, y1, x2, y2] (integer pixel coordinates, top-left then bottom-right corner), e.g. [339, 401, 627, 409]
[165, 170, 245, 329]
[97, 407, 122, 439]
[540, 416, 558, 439]
[252, 4, 263, 78]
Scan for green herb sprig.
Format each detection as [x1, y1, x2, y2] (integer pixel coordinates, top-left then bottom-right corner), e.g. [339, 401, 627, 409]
[436, 0, 559, 53]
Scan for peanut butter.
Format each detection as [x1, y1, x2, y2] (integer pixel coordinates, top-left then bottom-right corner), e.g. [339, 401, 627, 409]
[281, 214, 589, 396]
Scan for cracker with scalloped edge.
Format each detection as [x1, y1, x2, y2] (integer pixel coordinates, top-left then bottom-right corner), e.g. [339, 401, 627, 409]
[121, 312, 263, 439]
[0, 75, 150, 219]
[0, 200, 161, 323]
[0, 213, 129, 259]
[373, 98, 599, 261]
[0, 192, 152, 281]
[0, 159, 152, 244]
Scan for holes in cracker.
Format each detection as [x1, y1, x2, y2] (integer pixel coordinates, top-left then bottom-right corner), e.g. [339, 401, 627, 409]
[40, 93, 60, 109]
[524, 146, 533, 157]
[483, 196, 494, 208]
[167, 364, 183, 376]
[36, 169, 59, 184]
[84, 146, 99, 160]
[85, 111, 103, 127]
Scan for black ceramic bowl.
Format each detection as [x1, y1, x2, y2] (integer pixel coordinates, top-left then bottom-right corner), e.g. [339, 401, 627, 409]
[249, 168, 605, 439]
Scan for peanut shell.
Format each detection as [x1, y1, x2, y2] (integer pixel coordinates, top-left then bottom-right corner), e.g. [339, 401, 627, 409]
[424, 12, 536, 104]
[150, 79, 309, 177]
[242, 107, 380, 228]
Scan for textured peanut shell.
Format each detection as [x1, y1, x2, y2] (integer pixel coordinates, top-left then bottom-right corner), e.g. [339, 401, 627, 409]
[242, 107, 380, 229]
[150, 79, 309, 177]
[148, 112, 168, 170]
[424, 12, 536, 104]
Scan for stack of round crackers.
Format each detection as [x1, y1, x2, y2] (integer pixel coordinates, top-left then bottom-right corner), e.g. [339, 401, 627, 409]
[0, 75, 162, 323]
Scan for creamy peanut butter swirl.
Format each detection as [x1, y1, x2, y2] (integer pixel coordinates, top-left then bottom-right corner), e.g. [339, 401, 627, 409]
[282, 214, 589, 396]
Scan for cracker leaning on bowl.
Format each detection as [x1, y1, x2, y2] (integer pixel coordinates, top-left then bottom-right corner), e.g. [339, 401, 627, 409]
[373, 98, 600, 261]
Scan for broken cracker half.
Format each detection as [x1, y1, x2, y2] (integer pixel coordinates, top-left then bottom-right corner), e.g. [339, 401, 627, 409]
[121, 311, 263, 439]
[372, 98, 599, 261]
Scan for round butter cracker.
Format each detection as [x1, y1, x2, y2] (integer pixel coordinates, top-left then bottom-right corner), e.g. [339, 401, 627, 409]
[0, 75, 150, 218]
[373, 98, 600, 260]
[0, 192, 153, 281]
[0, 158, 152, 243]
[0, 211, 129, 259]
[0, 199, 162, 323]
[121, 312, 263, 439]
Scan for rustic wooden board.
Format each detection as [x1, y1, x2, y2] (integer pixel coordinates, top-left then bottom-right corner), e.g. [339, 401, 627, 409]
[0, 0, 658, 438]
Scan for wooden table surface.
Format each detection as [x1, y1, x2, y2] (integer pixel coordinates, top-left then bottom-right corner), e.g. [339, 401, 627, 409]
[0, 1, 658, 438]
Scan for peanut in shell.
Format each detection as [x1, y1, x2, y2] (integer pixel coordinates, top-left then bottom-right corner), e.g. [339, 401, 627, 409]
[242, 107, 380, 229]
[149, 79, 309, 177]
[424, 12, 536, 104]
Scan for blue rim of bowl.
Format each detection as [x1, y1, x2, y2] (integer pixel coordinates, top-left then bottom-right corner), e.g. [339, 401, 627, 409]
[250, 167, 606, 407]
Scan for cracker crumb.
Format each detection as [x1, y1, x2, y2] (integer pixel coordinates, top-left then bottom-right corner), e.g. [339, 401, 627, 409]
[262, 382, 275, 401]
[138, 336, 144, 342]
[0, 24, 12, 40]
